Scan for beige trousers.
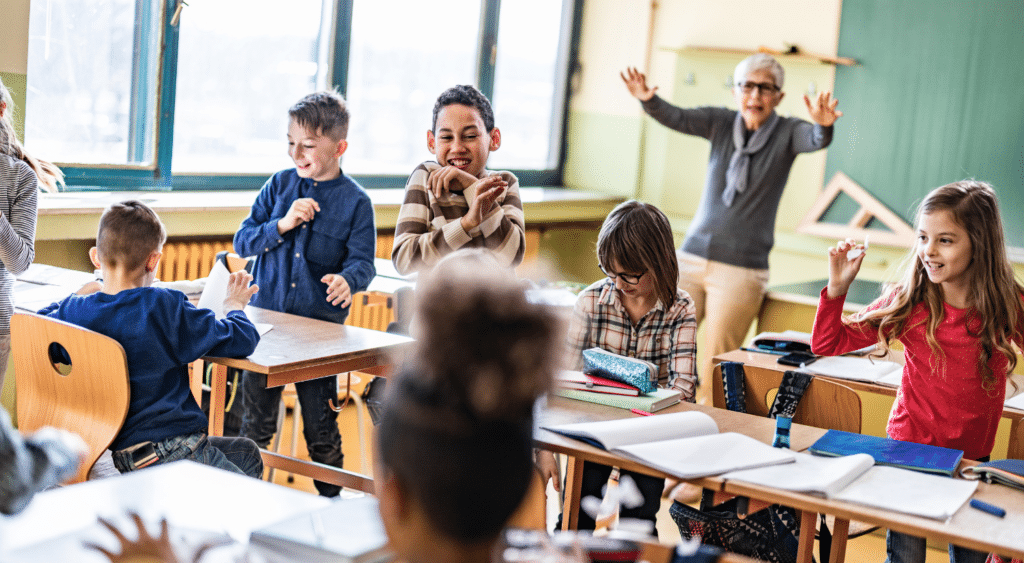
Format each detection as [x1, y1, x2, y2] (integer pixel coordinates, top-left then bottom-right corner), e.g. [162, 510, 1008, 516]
[676, 250, 769, 404]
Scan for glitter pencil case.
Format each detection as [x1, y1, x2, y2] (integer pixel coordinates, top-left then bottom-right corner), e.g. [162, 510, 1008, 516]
[582, 348, 658, 394]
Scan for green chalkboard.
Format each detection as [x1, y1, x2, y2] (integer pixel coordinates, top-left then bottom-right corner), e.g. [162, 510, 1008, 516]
[826, 0, 1024, 248]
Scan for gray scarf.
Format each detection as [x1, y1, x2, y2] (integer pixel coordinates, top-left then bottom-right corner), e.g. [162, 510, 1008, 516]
[723, 111, 780, 207]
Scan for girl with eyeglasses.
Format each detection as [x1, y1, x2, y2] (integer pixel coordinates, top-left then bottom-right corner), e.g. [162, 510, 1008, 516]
[546, 199, 697, 534]
[620, 54, 842, 406]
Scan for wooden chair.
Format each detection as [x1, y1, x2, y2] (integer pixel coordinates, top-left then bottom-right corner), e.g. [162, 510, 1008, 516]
[11, 312, 130, 484]
[712, 363, 862, 433]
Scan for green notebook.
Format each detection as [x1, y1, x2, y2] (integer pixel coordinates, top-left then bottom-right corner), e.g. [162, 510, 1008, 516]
[554, 387, 681, 412]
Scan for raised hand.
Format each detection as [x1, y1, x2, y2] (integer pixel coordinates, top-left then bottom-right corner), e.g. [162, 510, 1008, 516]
[320, 273, 352, 308]
[620, 66, 658, 102]
[427, 166, 478, 199]
[827, 238, 866, 298]
[803, 90, 843, 126]
[85, 514, 179, 563]
[224, 270, 258, 312]
[459, 175, 508, 232]
[277, 197, 320, 234]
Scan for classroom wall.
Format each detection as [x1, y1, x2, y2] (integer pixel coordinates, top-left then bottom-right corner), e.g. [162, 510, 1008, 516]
[0, 0, 30, 141]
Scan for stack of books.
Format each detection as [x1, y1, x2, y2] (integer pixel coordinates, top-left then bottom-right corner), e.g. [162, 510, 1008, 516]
[554, 370, 681, 412]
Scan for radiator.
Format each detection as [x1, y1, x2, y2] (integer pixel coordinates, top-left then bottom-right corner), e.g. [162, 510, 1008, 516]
[345, 292, 394, 332]
[158, 240, 235, 282]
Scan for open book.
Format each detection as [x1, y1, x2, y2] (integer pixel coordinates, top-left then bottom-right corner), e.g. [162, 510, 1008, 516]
[722, 451, 978, 521]
[800, 355, 903, 386]
[542, 411, 795, 479]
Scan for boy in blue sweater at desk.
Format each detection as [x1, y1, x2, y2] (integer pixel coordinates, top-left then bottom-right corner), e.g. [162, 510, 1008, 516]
[234, 91, 376, 497]
[40, 200, 263, 477]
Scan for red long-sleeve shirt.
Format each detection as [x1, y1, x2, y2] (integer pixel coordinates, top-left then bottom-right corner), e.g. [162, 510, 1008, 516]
[811, 287, 1014, 460]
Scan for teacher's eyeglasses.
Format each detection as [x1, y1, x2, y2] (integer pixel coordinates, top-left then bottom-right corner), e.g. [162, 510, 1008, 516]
[599, 265, 645, 286]
[737, 81, 780, 95]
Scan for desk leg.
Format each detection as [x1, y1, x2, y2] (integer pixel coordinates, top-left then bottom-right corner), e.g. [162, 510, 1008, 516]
[561, 456, 584, 531]
[208, 363, 228, 437]
[1008, 417, 1024, 460]
[829, 518, 850, 563]
[797, 510, 817, 563]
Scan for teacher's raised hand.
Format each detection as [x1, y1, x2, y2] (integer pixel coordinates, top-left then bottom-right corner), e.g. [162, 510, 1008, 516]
[620, 67, 658, 102]
[804, 90, 843, 126]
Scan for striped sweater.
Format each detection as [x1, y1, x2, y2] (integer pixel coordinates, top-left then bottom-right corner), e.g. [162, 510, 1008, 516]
[0, 155, 38, 334]
[391, 161, 525, 274]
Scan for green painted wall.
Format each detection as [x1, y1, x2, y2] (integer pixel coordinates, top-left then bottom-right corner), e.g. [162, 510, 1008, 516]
[0, 71, 28, 141]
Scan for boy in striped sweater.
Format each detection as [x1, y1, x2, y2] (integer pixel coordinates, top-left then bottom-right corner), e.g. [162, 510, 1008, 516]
[391, 85, 525, 274]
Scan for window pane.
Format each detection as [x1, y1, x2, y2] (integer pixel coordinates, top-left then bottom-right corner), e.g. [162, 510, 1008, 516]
[171, 0, 327, 174]
[489, 0, 569, 171]
[345, 0, 480, 176]
[25, 0, 160, 165]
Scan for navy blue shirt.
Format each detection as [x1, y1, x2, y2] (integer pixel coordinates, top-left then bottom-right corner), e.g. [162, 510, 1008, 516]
[234, 169, 376, 324]
[40, 288, 259, 450]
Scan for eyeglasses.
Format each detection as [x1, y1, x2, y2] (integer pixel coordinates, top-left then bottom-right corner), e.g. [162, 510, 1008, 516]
[737, 81, 780, 95]
[599, 265, 645, 285]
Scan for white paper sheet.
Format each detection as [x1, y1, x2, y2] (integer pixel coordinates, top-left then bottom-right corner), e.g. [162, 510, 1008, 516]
[196, 260, 272, 335]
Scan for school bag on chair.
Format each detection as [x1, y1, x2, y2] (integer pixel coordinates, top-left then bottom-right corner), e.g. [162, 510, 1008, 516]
[669, 361, 829, 563]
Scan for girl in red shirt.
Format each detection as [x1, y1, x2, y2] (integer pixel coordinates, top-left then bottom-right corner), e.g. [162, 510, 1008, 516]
[812, 180, 1024, 563]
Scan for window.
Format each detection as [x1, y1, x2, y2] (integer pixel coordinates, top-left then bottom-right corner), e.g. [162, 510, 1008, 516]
[23, 0, 580, 189]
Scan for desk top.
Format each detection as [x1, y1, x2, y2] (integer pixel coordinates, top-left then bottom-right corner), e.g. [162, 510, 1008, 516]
[0, 461, 330, 561]
[205, 306, 413, 381]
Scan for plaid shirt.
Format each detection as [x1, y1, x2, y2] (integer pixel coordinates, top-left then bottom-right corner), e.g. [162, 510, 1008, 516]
[566, 279, 698, 400]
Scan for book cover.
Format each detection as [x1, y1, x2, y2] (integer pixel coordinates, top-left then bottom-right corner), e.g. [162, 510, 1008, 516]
[248, 496, 393, 563]
[556, 370, 640, 396]
[554, 387, 681, 412]
[809, 429, 963, 476]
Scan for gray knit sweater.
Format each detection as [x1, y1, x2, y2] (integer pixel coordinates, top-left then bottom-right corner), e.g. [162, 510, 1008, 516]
[642, 96, 832, 269]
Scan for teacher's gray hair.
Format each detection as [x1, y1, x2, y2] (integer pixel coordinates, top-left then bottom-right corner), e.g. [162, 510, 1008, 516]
[733, 54, 785, 89]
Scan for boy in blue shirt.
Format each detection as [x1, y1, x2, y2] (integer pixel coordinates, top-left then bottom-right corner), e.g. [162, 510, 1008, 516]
[234, 91, 376, 497]
[41, 200, 263, 477]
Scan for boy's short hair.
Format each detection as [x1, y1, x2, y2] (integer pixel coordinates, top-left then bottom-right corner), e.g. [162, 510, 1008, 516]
[431, 85, 495, 133]
[288, 91, 349, 140]
[96, 200, 167, 271]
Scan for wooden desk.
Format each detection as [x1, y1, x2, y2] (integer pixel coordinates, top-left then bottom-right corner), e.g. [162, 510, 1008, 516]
[537, 396, 1024, 562]
[713, 348, 1024, 460]
[0, 460, 330, 562]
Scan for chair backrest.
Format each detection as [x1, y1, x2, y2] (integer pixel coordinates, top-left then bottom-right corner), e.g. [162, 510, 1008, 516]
[12, 312, 131, 483]
[712, 363, 862, 434]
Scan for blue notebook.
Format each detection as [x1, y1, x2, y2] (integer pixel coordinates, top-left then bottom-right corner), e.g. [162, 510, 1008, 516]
[809, 430, 963, 476]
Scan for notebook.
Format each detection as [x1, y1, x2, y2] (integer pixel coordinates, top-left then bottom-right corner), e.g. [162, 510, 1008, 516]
[556, 370, 640, 396]
[542, 411, 795, 479]
[722, 451, 978, 521]
[809, 429, 963, 476]
[248, 496, 393, 563]
[553, 387, 681, 412]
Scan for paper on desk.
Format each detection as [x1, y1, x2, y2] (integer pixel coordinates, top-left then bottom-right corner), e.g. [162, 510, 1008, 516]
[197, 260, 273, 336]
[1006, 392, 1024, 411]
[801, 355, 903, 385]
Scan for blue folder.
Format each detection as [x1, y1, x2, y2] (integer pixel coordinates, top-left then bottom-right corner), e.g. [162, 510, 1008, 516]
[809, 429, 963, 476]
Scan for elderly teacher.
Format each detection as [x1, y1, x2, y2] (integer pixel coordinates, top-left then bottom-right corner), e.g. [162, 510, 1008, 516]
[621, 53, 842, 401]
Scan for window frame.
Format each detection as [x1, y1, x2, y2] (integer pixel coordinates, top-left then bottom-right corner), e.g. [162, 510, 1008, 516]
[49, 0, 583, 191]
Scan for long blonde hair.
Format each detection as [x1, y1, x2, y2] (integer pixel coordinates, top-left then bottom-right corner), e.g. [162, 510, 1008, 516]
[855, 180, 1023, 391]
[0, 77, 63, 192]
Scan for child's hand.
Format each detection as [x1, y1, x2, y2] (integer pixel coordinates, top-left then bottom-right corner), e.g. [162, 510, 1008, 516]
[534, 449, 561, 493]
[277, 197, 320, 234]
[804, 90, 843, 126]
[827, 238, 865, 298]
[76, 280, 104, 295]
[459, 175, 508, 232]
[223, 271, 258, 312]
[427, 166, 478, 199]
[85, 514, 179, 563]
[321, 274, 352, 308]
[620, 66, 658, 101]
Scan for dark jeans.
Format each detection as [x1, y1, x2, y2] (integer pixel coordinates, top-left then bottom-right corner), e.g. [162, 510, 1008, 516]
[239, 370, 344, 496]
[555, 461, 664, 535]
[111, 432, 263, 478]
